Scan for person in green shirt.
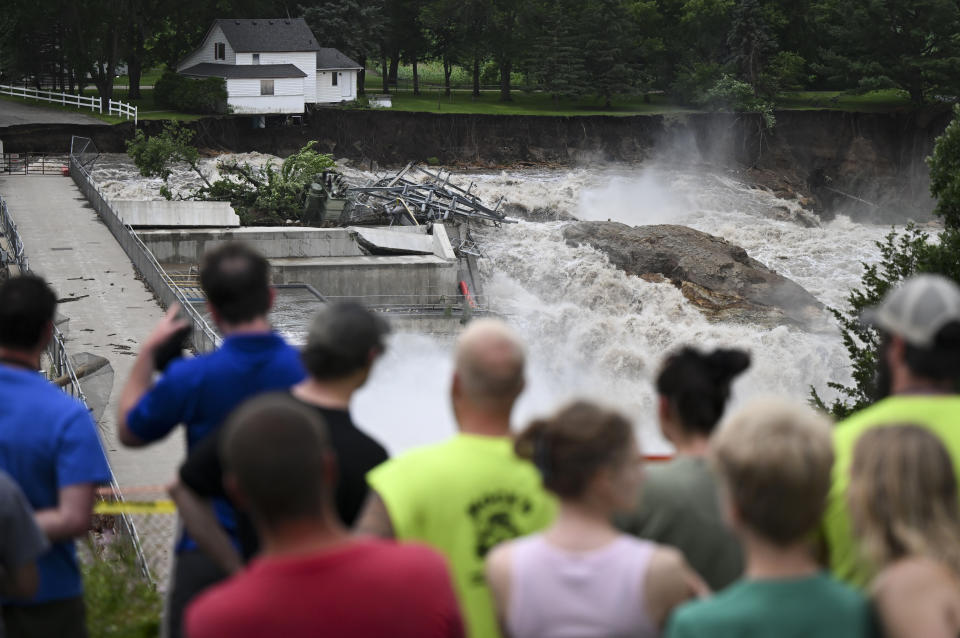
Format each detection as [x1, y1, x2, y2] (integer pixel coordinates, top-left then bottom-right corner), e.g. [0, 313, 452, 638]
[823, 274, 960, 587]
[356, 319, 555, 638]
[618, 346, 749, 590]
[665, 398, 871, 638]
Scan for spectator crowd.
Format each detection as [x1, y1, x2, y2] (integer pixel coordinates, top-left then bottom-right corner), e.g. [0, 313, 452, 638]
[0, 241, 959, 638]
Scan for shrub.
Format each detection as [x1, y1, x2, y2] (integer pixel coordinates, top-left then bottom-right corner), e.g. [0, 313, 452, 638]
[154, 70, 227, 114]
[696, 74, 776, 128]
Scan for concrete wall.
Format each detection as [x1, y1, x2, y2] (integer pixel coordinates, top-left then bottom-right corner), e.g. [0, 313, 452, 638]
[137, 227, 364, 263]
[112, 200, 240, 228]
[270, 255, 459, 303]
[137, 225, 457, 263]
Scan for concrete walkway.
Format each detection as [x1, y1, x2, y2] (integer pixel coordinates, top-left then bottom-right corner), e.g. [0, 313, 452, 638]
[0, 99, 104, 127]
[0, 174, 183, 487]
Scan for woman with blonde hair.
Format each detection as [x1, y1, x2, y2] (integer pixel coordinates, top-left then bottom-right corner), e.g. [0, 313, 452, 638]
[486, 401, 705, 638]
[848, 425, 960, 638]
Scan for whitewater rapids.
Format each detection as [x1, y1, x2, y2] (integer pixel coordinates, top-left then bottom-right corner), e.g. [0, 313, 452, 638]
[90, 154, 899, 455]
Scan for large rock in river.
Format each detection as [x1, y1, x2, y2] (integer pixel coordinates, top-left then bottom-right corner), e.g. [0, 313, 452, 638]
[562, 222, 824, 326]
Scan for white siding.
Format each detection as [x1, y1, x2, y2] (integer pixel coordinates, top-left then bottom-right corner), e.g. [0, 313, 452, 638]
[226, 77, 305, 114]
[228, 95, 305, 114]
[236, 53, 253, 64]
[316, 70, 357, 103]
[177, 25, 235, 70]
[259, 52, 316, 103]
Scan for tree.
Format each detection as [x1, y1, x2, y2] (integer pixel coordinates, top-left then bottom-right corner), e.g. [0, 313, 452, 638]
[460, 0, 492, 97]
[127, 123, 336, 224]
[523, 1, 588, 103]
[813, 0, 960, 105]
[421, 0, 462, 96]
[126, 121, 210, 199]
[67, 0, 129, 103]
[726, 0, 778, 96]
[301, 0, 386, 95]
[488, 0, 535, 101]
[814, 105, 960, 417]
[581, 0, 642, 108]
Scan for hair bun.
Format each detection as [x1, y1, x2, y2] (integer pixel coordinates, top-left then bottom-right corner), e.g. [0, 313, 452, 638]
[706, 349, 751, 381]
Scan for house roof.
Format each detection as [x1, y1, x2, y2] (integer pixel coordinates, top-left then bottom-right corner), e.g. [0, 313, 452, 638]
[179, 63, 307, 79]
[214, 18, 320, 52]
[317, 48, 362, 70]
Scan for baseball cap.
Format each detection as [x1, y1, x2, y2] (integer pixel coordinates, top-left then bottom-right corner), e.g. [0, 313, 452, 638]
[861, 274, 960, 348]
[305, 302, 390, 361]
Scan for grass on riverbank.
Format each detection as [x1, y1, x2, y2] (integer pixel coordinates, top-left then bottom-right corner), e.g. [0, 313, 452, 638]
[0, 90, 204, 123]
[775, 89, 915, 112]
[83, 538, 162, 638]
[379, 89, 697, 116]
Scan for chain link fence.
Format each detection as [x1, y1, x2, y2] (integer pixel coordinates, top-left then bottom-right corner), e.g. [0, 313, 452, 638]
[1, 188, 165, 586]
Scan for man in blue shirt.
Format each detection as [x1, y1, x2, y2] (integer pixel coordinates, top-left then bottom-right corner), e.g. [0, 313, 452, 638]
[0, 275, 113, 638]
[117, 242, 305, 638]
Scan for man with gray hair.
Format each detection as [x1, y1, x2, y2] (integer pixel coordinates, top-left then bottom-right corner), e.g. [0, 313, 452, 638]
[356, 319, 556, 638]
[823, 274, 960, 586]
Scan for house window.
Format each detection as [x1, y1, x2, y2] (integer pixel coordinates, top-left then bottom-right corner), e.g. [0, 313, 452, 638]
[252, 53, 260, 65]
[214, 42, 225, 60]
[260, 80, 274, 95]
[331, 72, 338, 86]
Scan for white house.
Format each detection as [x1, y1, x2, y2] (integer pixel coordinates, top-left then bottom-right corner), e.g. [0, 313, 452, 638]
[177, 18, 359, 114]
[316, 48, 362, 102]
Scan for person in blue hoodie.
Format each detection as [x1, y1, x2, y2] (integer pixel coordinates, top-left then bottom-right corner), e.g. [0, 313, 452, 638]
[117, 242, 305, 638]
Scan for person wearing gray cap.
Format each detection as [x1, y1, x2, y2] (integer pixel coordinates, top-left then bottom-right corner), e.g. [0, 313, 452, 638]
[821, 274, 960, 588]
[169, 302, 390, 573]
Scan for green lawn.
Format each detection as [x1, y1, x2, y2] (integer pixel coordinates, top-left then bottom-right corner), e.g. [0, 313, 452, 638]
[382, 89, 698, 116]
[775, 89, 915, 112]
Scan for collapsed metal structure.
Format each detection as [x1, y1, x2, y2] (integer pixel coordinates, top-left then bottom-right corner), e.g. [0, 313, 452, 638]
[306, 163, 515, 228]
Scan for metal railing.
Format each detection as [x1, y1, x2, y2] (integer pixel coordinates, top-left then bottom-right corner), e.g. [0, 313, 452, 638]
[69, 136, 220, 354]
[0, 84, 137, 122]
[1, 153, 68, 176]
[0, 193, 29, 272]
[0, 191, 153, 584]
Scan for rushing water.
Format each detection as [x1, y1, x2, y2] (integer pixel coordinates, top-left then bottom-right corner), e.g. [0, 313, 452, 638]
[91, 153, 900, 455]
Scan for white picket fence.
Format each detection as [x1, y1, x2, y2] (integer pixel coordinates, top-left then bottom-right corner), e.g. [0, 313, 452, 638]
[0, 84, 136, 124]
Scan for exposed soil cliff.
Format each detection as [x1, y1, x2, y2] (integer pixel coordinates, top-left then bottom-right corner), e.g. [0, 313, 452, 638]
[2, 107, 951, 221]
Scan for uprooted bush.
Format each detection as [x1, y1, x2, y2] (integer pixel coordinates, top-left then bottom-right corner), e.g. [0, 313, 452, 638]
[154, 70, 228, 114]
[126, 122, 337, 224]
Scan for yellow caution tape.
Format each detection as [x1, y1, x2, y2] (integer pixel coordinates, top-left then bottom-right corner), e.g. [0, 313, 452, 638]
[94, 500, 177, 515]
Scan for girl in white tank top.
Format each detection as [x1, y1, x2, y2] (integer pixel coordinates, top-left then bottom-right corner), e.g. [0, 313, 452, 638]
[486, 402, 707, 638]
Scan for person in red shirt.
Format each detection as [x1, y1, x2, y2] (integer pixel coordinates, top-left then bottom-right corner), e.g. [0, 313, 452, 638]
[184, 393, 464, 638]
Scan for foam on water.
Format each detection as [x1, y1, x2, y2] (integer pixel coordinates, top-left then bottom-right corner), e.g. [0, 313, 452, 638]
[356, 164, 894, 454]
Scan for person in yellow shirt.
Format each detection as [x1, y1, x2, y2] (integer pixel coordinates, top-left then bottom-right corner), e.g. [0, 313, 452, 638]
[824, 274, 960, 586]
[356, 319, 555, 638]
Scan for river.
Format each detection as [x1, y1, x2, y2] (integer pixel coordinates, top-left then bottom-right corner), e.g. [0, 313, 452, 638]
[89, 153, 901, 455]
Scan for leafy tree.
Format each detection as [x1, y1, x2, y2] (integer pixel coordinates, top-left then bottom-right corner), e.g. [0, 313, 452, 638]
[126, 124, 336, 224]
[726, 0, 779, 96]
[421, 0, 462, 96]
[813, 0, 960, 104]
[126, 121, 210, 200]
[460, 0, 492, 97]
[928, 105, 960, 228]
[301, 0, 386, 95]
[813, 105, 960, 417]
[488, 0, 536, 101]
